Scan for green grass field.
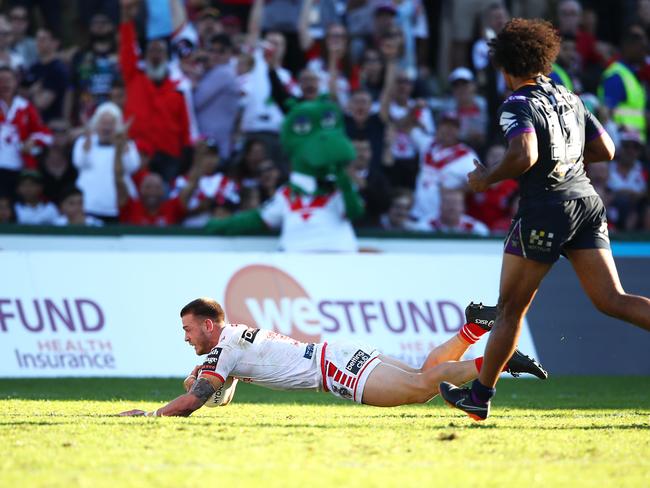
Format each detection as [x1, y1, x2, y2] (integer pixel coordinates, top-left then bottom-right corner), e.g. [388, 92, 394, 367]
[1, 377, 649, 488]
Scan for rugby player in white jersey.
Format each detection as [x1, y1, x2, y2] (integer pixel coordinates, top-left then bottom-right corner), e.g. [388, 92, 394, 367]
[119, 298, 546, 416]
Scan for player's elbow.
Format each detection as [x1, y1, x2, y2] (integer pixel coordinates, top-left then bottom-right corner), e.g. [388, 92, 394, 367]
[602, 136, 616, 161]
[585, 135, 616, 163]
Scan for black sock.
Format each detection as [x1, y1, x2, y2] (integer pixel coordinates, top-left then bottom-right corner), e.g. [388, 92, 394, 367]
[470, 379, 496, 405]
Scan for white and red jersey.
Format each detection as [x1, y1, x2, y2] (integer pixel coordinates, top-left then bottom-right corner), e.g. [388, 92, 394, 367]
[414, 214, 490, 236]
[171, 172, 240, 227]
[389, 102, 435, 160]
[0, 96, 52, 171]
[173, 172, 240, 208]
[198, 325, 384, 403]
[411, 129, 477, 220]
[260, 185, 358, 252]
[198, 325, 322, 391]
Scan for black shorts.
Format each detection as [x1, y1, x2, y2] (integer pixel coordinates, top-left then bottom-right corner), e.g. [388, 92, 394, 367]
[504, 195, 611, 263]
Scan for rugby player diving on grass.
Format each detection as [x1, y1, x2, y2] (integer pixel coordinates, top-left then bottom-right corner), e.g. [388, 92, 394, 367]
[118, 297, 546, 417]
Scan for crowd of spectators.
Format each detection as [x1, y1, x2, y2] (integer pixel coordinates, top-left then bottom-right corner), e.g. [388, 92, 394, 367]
[0, 0, 649, 238]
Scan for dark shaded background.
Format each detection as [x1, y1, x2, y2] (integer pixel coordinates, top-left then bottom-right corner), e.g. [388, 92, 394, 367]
[528, 257, 650, 374]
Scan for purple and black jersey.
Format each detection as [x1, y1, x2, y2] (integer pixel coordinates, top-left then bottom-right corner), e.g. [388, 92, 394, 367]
[497, 77, 604, 206]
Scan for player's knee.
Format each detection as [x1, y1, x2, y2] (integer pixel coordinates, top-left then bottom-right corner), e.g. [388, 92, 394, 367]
[592, 291, 626, 317]
[495, 298, 525, 328]
[412, 389, 433, 404]
[411, 376, 435, 404]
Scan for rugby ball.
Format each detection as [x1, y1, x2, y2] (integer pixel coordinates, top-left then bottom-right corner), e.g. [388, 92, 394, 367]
[204, 376, 238, 408]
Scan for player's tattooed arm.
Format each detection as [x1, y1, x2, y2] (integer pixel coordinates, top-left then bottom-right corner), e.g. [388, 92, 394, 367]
[189, 378, 217, 403]
[143, 378, 216, 417]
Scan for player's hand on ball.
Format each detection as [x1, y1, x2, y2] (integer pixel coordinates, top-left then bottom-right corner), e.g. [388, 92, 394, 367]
[468, 159, 490, 192]
[118, 409, 146, 417]
[183, 365, 201, 391]
[183, 375, 196, 392]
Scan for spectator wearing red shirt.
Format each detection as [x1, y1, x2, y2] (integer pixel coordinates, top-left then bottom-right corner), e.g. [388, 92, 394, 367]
[115, 131, 205, 227]
[0, 65, 52, 198]
[119, 0, 191, 183]
[466, 144, 518, 232]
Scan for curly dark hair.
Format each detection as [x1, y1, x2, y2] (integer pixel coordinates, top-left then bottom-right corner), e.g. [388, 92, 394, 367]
[490, 18, 561, 78]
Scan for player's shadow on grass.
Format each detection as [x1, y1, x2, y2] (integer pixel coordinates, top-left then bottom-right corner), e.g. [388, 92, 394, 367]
[1, 377, 649, 410]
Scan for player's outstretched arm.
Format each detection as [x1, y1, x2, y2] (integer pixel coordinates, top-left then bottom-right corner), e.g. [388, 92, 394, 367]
[118, 377, 221, 417]
[159, 378, 217, 417]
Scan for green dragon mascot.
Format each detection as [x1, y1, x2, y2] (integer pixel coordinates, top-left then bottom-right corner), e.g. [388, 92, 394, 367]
[205, 97, 364, 252]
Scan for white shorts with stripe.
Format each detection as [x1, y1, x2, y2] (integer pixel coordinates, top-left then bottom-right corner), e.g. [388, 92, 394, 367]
[318, 341, 382, 404]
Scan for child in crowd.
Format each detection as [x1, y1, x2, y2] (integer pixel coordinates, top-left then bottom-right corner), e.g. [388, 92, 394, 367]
[13, 170, 59, 225]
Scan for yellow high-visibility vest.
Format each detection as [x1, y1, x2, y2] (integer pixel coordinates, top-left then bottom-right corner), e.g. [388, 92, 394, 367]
[598, 61, 646, 141]
[551, 63, 574, 92]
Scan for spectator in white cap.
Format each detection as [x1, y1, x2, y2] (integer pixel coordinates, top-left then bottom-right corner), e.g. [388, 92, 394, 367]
[443, 67, 488, 152]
